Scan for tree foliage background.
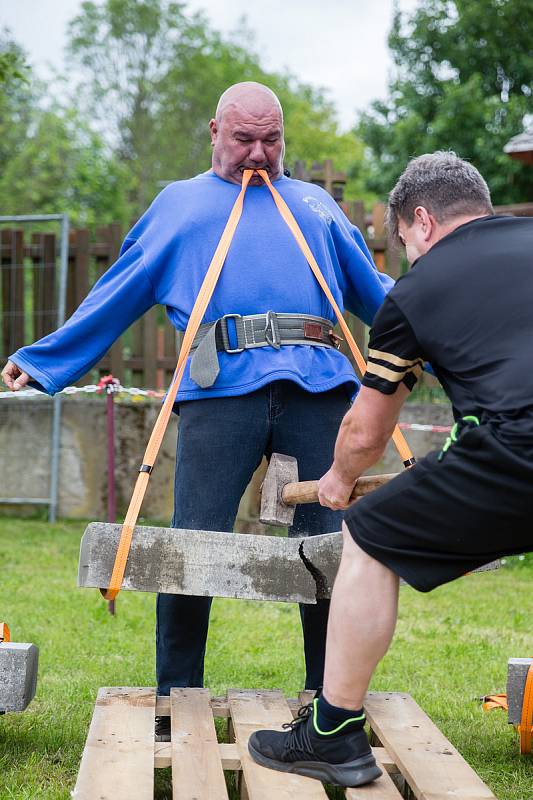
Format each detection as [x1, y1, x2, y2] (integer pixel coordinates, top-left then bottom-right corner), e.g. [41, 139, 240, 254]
[0, 0, 532, 227]
[0, 0, 372, 226]
[359, 0, 533, 204]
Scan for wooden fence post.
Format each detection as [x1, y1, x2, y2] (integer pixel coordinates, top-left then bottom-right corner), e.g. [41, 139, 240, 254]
[1, 229, 25, 356]
[32, 232, 56, 340]
[143, 308, 158, 390]
[73, 229, 90, 310]
[371, 203, 387, 272]
[107, 224, 125, 384]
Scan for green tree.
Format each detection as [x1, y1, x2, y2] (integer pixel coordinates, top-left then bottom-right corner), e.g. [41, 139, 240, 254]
[0, 35, 28, 85]
[0, 106, 133, 227]
[0, 35, 132, 227]
[0, 36, 34, 178]
[66, 0, 372, 212]
[359, 0, 533, 204]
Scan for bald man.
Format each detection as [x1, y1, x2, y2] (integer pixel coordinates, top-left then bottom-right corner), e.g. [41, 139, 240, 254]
[3, 82, 393, 740]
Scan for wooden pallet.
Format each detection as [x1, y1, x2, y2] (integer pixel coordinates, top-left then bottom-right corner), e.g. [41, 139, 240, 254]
[73, 687, 497, 800]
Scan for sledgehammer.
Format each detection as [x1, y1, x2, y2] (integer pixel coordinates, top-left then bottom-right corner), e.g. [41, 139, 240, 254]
[260, 452, 398, 527]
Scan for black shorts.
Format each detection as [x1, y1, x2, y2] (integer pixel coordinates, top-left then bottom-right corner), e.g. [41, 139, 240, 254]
[344, 425, 533, 592]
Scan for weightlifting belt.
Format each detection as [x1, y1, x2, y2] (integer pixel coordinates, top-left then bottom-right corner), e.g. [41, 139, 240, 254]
[189, 311, 341, 388]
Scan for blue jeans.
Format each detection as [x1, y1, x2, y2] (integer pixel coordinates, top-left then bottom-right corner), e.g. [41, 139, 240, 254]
[156, 380, 350, 693]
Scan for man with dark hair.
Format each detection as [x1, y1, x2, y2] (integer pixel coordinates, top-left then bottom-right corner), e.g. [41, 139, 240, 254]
[249, 151, 533, 787]
[386, 150, 494, 248]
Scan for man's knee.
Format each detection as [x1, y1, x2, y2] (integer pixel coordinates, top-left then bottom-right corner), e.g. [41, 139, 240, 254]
[341, 521, 371, 562]
[340, 521, 394, 577]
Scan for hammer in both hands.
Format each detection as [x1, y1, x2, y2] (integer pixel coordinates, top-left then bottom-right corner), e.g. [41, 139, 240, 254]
[259, 452, 398, 527]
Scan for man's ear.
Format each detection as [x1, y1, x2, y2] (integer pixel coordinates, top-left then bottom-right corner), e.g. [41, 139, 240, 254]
[209, 118, 217, 146]
[413, 206, 435, 242]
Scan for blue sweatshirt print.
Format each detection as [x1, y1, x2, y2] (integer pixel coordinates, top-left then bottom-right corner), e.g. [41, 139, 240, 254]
[10, 172, 393, 402]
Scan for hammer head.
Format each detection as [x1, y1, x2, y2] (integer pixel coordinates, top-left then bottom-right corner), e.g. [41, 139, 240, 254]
[260, 452, 299, 527]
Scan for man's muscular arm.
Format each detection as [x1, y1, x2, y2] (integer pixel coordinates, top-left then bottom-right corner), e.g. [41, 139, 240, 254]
[318, 384, 409, 510]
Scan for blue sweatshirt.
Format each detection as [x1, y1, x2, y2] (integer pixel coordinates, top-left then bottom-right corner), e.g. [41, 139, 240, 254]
[10, 172, 393, 402]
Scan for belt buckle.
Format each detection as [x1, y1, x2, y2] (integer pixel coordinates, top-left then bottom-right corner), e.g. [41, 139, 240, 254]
[328, 329, 343, 350]
[221, 313, 244, 353]
[264, 310, 281, 350]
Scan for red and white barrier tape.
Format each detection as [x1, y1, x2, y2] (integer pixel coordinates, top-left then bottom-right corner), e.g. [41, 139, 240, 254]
[398, 422, 452, 433]
[0, 382, 454, 432]
[0, 382, 164, 400]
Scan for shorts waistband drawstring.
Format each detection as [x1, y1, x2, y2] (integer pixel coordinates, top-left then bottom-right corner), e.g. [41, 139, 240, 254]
[438, 415, 480, 461]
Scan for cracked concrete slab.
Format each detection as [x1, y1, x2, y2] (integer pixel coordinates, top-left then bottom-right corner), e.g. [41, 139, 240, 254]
[78, 523, 501, 604]
[78, 522, 338, 603]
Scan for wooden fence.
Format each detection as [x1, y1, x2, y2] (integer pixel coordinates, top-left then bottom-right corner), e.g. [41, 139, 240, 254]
[0, 201, 403, 390]
[0, 224, 179, 389]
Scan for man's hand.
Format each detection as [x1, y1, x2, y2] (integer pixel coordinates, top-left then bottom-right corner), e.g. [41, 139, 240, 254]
[1, 360, 31, 391]
[318, 466, 358, 510]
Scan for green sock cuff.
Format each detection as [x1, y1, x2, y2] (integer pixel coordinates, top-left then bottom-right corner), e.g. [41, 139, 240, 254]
[312, 697, 365, 736]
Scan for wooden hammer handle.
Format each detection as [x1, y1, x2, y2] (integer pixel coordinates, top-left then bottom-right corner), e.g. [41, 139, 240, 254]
[280, 473, 398, 507]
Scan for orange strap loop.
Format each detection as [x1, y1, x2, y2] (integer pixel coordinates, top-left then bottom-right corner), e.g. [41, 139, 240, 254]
[482, 694, 508, 712]
[0, 622, 11, 643]
[100, 169, 414, 600]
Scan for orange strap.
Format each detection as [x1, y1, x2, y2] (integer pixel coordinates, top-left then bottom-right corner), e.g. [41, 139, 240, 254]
[100, 170, 253, 600]
[519, 662, 533, 754]
[100, 168, 414, 600]
[0, 622, 10, 643]
[482, 694, 508, 712]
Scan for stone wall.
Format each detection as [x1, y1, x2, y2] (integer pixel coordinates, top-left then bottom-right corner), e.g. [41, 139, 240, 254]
[0, 396, 177, 521]
[0, 396, 452, 525]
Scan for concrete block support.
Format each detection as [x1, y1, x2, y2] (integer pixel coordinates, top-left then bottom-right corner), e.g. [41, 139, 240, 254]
[0, 642, 39, 712]
[507, 657, 532, 724]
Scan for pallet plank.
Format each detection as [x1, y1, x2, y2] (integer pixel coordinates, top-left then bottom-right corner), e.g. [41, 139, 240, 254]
[364, 692, 496, 800]
[228, 689, 328, 799]
[345, 770, 402, 799]
[156, 741, 240, 770]
[345, 749, 403, 799]
[170, 688, 228, 799]
[73, 687, 155, 800]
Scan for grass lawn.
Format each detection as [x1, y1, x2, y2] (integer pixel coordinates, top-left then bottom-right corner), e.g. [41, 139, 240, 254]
[0, 516, 532, 799]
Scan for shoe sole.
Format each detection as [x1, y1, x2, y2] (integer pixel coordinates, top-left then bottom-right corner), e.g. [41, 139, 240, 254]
[248, 738, 382, 787]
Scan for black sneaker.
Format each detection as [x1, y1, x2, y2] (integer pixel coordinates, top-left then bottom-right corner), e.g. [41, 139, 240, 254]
[248, 699, 382, 787]
[155, 715, 170, 742]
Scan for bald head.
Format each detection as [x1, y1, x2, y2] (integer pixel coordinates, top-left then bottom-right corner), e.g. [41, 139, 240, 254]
[215, 82, 283, 123]
[210, 82, 285, 185]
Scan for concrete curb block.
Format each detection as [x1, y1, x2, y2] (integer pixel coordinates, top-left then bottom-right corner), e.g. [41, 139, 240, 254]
[0, 642, 39, 712]
[507, 657, 532, 724]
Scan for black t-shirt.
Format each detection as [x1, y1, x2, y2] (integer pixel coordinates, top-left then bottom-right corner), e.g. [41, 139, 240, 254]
[363, 215, 533, 445]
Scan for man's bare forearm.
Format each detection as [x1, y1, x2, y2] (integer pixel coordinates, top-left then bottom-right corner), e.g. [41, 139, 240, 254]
[331, 410, 390, 484]
[330, 385, 409, 485]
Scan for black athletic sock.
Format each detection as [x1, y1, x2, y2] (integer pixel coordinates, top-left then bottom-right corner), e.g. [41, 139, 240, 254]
[315, 693, 365, 737]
